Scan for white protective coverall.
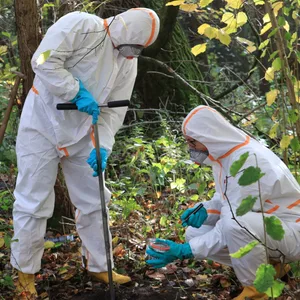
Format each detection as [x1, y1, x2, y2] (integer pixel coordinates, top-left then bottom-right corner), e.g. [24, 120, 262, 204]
[11, 8, 159, 274]
[182, 106, 300, 286]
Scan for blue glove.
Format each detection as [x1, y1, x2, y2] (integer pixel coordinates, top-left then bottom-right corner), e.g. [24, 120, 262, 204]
[146, 239, 193, 269]
[71, 80, 100, 124]
[181, 204, 208, 228]
[87, 148, 108, 177]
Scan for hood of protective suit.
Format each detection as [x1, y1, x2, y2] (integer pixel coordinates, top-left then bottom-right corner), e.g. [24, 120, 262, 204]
[105, 8, 160, 47]
[182, 106, 248, 161]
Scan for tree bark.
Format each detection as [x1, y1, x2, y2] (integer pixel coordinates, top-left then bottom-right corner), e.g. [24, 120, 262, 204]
[14, 0, 41, 104]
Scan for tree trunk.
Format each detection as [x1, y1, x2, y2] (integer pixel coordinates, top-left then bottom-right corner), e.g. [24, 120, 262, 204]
[14, 0, 41, 104]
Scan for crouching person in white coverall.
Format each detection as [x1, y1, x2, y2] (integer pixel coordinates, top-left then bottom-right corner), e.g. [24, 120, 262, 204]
[147, 106, 300, 300]
[11, 8, 160, 297]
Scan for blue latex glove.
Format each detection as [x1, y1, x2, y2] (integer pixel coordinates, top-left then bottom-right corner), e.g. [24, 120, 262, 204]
[181, 204, 208, 228]
[146, 239, 193, 269]
[87, 148, 108, 177]
[71, 80, 100, 124]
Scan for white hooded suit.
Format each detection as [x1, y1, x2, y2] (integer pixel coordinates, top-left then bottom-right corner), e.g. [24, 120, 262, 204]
[183, 106, 300, 286]
[11, 8, 160, 274]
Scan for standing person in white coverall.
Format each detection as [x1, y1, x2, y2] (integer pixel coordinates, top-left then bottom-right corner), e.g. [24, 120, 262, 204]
[11, 8, 160, 297]
[147, 106, 300, 300]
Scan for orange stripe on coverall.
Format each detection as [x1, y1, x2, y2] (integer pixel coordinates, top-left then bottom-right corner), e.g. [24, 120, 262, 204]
[32, 86, 39, 95]
[90, 126, 96, 147]
[296, 218, 300, 223]
[265, 205, 280, 214]
[207, 209, 221, 215]
[103, 19, 111, 36]
[287, 199, 300, 209]
[57, 147, 69, 157]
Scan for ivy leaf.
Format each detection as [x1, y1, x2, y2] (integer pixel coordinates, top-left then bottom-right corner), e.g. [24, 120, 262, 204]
[269, 123, 279, 139]
[280, 135, 291, 150]
[290, 137, 300, 152]
[230, 152, 249, 176]
[272, 57, 282, 71]
[254, 264, 276, 293]
[191, 43, 207, 56]
[230, 240, 259, 258]
[265, 280, 285, 297]
[36, 50, 51, 65]
[266, 89, 279, 106]
[236, 196, 257, 216]
[238, 167, 265, 186]
[264, 216, 285, 241]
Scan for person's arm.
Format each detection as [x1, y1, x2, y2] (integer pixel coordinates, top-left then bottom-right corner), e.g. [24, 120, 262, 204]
[96, 60, 138, 154]
[202, 192, 223, 225]
[31, 12, 101, 102]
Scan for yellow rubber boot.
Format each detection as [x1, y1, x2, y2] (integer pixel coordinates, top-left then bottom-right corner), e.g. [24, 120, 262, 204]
[15, 271, 37, 298]
[89, 270, 131, 284]
[233, 286, 268, 300]
[273, 263, 291, 279]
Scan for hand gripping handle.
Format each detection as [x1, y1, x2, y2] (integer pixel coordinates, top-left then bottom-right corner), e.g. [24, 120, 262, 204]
[56, 100, 130, 110]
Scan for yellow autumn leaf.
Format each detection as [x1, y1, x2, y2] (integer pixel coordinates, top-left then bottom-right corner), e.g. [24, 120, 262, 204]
[292, 10, 297, 20]
[0, 237, 4, 248]
[254, 0, 265, 4]
[44, 241, 55, 249]
[198, 23, 210, 35]
[36, 50, 51, 66]
[265, 67, 275, 82]
[223, 19, 237, 34]
[191, 43, 207, 56]
[260, 23, 272, 35]
[280, 135, 291, 150]
[283, 21, 290, 32]
[226, 0, 243, 9]
[273, 2, 283, 15]
[204, 27, 218, 39]
[222, 12, 235, 24]
[266, 89, 279, 106]
[291, 32, 297, 44]
[263, 13, 270, 23]
[217, 30, 231, 46]
[166, 0, 185, 6]
[269, 123, 279, 139]
[237, 37, 254, 46]
[199, 0, 214, 7]
[247, 45, 257, 53]
[180, 3, 198, 12]
[236, 12, 247, 27]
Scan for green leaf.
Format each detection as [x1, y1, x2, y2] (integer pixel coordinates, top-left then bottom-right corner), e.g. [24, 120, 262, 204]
[36, 50, 51, 65]
[230, 152, 249, 177]
[236, 196, 257, 216]
[288, 109, 299, 124]
[254, 264, 276, 293]
[238, 167, 265, 186]
[269, 50, 279, 60]
[268, 28, 278, 38]
[278, 16, 285, 26]
[258, 39, 270, 50]
[1, 31, 11, 38]
[285, 32, 292, 41]
[290, 137, 300, 152]
[190, 194, 199, 201]
[265, 216, 285, 240]
[265, 280, 285, 297]
[230, 240, 259, 258]
[272, 57, 282, 71]
[160, 216, 168, 227]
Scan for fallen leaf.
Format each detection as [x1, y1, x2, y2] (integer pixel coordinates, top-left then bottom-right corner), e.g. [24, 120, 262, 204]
[146, 270, 166, 281]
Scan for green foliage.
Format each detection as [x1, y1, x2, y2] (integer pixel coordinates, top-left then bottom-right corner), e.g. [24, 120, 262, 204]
[230, 152, 249, 177]
[230, 240, 259, 259]
[265, 280, 285, 298]
[254, 263, 276, 293]
[264, 216, 285, 241]
[238, 167, 265, 186]
[0, 190, 14, 212]
[236, 195, 257, 216]
[0, 275, 14, 289]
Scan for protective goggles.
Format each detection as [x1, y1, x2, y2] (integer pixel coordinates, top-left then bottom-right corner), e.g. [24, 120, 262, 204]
[116, 44, 144, 58]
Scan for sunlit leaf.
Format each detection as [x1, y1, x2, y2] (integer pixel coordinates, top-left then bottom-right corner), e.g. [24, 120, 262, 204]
[191, 43, 207, 56]
[264, 216, 285, 240]
[254, 0, 265, 4]
[166, 0, 185, 6]
[160, 216, 168, 226]
[36, 50, 51, 65]
[221, 12, 235, 24]
[230, 240, 259, 258]
[265, 67, 275, 82]
[238, 167, 265, 186]
[236, 37, 254, 46]
[273, 2, 283, 15]
[260, 23, 272, 35]
[217, 30, 231, 46]
[261, 48, 267, 58]
[247, 45, 257, 53]
[236, 12, 247, 27]
[272, 57, 282, 71]
[226, 0, 243, 9]
[180, 3, 198, 12]
[204, 27, 218, 39]
[280, 135, 291, 149]
[254, 264, 276, 293]
[0, 46, 7, 55]
[236, 196, 257, 216]
[266, 280, 285, 297]
[258, 39, 270, 50]
[292, 10, 297, 20]
[266, 89, 279, 106]
[230, 152, 249, 176]
[223, 19, 238, 34]
[263, 13, 270, 23]
[44, 241, 55, 249]
[283, 21, 290, 32]
[269, 122, 279, 138]
[199, 0, 214, 7]
[291, 32, 297, 44]
[198, 24, 210, 35]
[269, 50, 279, 60]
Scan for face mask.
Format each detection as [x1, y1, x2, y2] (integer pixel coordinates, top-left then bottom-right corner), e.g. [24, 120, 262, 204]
[189, 149, 209, 165]
[116, 44, 144, 59]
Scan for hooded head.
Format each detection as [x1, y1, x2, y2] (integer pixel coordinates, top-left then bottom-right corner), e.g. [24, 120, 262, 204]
[182, 106, 248, 162]
[105, 8, 160, 58]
